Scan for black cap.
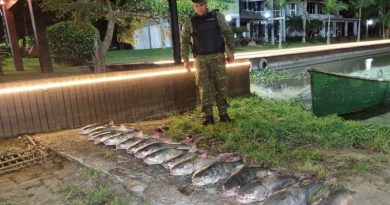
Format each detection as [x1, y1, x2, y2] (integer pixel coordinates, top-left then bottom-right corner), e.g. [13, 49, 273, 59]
[192, 0, 206, 3]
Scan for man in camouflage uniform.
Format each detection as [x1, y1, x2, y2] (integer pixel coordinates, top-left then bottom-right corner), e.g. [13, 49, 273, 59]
[181, 0, 235, 125]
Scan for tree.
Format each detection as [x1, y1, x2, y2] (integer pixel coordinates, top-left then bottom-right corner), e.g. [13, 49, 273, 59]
[302, 0, 307, 43]
[153, 0, 233, 26]
[40, 0, 157, 72]
[376, 0, 390, 39]
[268, 0, 276, 45]
[270, 0, 298, 49]
[350, 0, 374, 42]
[323, 0, 348, 45]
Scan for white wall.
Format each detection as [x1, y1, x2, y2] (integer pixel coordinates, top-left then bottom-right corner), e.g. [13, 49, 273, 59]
[133, 22, 172, 50]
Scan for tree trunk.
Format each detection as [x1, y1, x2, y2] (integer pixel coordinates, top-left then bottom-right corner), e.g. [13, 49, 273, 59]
[271, 0, 275, 45]
[302, 0, 307, 43]
[282, 7, 286, 42]
[327, 17, 331, 45]
[357, 7, 361, 42]
[93, 45, 106, 73]
[92, 2, 115, 73]
[383, 23, 386, 39]
[279, 6, 283, 49]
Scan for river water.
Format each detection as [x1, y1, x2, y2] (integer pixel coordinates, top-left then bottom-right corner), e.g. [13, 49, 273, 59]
[250, 52, 390, 123]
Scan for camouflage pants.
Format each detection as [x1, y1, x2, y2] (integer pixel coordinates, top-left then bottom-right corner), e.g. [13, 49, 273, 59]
[195, 53, 228, 117]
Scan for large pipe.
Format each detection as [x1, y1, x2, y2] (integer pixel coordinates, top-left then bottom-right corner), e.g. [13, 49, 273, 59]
[168, 0, 181, 65]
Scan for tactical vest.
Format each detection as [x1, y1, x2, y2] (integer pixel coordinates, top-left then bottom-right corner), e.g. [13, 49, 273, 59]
[191, 10, 225, 56]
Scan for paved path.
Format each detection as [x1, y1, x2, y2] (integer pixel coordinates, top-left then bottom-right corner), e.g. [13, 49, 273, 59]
[37, 130, 236, 205]
[0, 155, 85, 205]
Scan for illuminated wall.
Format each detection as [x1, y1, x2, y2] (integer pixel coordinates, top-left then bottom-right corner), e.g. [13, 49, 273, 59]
[0, 64, 250, 138]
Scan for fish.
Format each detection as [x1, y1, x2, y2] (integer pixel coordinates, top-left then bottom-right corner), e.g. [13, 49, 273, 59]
[143, 148, 186, 165]
[103, 132, 140, 146]
[88, 131, 113, 141]
[87, 126, 110, 137]
[80, 123, 105, 135]
[162, 152, 198, 170]
[223, 165, 273, 197]
[126, 138, 160, 155]
[262, 183, 322, 205]
[192, 161, 244, 186]
[134, 142, 167, 159]
[93, 132, 121, 144]
[317, 188, 354, 205]
[115, 124, 137, 132]
[116, 137, 144, 150]
[170, 157, 216, 176]
[88, 125, 127, 138]
[236, 175, 297, 204]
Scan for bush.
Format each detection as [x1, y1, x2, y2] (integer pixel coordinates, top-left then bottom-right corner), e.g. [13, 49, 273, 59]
[47, 21, 95, 66]
[234, 38, 250, 47]
[287, 16, 303, 33]
[232, 26, 247, 38]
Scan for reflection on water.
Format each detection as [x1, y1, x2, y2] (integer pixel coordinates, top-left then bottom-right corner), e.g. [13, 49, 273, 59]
[251, 52, 390, 123]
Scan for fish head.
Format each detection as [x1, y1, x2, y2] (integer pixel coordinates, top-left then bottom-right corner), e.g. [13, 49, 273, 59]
[237, 180, 266, 204]
[222, 185, 239, 197]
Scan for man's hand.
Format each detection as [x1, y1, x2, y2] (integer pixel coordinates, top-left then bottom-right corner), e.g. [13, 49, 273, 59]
[227, 51, 234, 63]
[184, 60, 192, 72]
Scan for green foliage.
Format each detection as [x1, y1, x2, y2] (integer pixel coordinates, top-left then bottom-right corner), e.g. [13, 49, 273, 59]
[287, 16, 303, 32]
[250, 68, 291, 85]
[323, 0, 348, 15]
[58, 184, 85, 202]
[0, 44, 11, 57]
[151, 0, 233, 25]
[349, 0, 375, 10]
[18, 36, 35, 49]
[116, 17, 146, 46]
[47, 21, 95, 65]
[232, 27, 247, 37]
[307, 19, 323, 36]
[85, 185, 111, 205]
[165, 95, 390, 168]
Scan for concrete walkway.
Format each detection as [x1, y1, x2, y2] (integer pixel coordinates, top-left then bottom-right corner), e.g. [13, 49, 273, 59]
[37, 130, 236, 205]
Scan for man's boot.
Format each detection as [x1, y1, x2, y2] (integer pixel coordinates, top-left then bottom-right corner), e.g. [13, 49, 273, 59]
[219, 114, 232, 122]
[202, 115, 215, 125]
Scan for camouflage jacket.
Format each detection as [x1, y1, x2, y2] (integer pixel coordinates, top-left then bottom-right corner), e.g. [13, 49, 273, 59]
[180, 10, 235, 62]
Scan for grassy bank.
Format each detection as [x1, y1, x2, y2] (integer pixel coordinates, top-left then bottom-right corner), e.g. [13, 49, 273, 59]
[165, 95, 389, 179]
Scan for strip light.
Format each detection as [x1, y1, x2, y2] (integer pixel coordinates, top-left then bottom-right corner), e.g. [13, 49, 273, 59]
[0, 62, 250, 95]
[235, 39, 390, 59]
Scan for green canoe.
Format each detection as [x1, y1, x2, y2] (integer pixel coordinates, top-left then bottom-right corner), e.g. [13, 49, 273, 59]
[308, 68, 390, 116]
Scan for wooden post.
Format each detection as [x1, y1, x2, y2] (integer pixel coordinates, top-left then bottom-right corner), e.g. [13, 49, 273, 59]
[2, 3, 24, 71]
[27, 0, 53, 73]
[168, 0, 181, 65]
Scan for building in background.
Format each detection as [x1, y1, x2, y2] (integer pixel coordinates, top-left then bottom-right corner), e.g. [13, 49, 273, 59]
[133, 19, 172, 50]
[227, 0, 358, 43]
[132, 0, 358, 49]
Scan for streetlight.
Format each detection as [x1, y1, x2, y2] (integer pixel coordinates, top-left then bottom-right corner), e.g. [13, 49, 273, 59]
[262, 10, 272, 42]
[264, 10, 271, 18]
[225, 14, 232, 22]
[366, 19, 373, 40]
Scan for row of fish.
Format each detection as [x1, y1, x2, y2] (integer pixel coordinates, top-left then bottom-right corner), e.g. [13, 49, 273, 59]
[80, 123, 353, 205]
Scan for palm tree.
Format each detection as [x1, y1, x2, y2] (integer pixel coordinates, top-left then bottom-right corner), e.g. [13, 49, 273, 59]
[271, 0, 298, 49]
[302, 0, 307, 43]
[271, 1, 275, 46]
[265, 0, 276, 45]
[376, 0, 390, 39]
[323, 0, 348, 45]
[350, 0, 374, 42]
